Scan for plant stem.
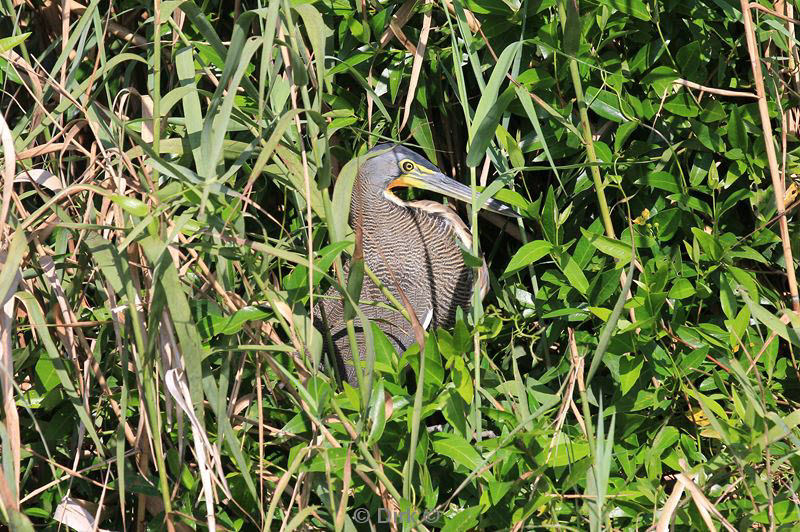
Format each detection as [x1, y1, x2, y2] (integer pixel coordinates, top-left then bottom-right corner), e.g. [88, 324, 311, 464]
[557, 0, 615, 240]
[403, 332, 426, 501]
[738, 0, 800, 314]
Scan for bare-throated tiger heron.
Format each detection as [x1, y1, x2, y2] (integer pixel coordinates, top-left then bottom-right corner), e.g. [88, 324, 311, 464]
[317, 144, 519, 386]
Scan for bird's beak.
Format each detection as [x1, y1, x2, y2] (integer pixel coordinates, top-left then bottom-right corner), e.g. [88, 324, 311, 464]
[389, 172, 520, 217]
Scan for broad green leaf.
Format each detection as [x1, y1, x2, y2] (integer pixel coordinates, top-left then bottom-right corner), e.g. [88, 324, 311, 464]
[600, 0, 650, 20]
[503, 240, 552, 277]
[110, 194, 148, 217]
[294, 4, 330, 91]
[767, 409, 800, 444]
[727, 106, 748, 153]
[580, 228, 632, 262]
[431, 433, 487, 477]
[441, 506, 482, 532]
[752, 500, 800, 524]
[642, 66, 677, 97]
[637, 171, 681, 193]
[690, 227, 722, 261]
[619, 355, 642, 395]
[563, 0, 580, 57]
[676, 41, 702, 81]
[664, 92, 699, 117]
[585, 87, 626, 123]
[343, 257, 364, 322]
[668, 278, 695, 299]
[743, 294, 800, 347]
[175, 46, 204, 170]
[34, 357, 59, 392]
[443, 388, 468, 438]
[557, 253, 589, 295]
[541, 186, 558, 244]
[330, 156, 361, 244]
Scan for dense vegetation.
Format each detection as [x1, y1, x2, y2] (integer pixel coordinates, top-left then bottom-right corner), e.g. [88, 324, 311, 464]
[1, 0, 800, 529]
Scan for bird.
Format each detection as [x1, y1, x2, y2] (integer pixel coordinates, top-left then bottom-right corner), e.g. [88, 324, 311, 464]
[316, 144, 519, 387]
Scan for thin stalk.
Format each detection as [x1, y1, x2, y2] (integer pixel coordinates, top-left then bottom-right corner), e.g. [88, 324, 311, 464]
[353, 441, 402, 504]
[470, 165, 483, 441]
[403, 333, 426, 502]
[364, 266, 412, 324]
[557, 1, 615, 240]
[142, 365, 174, 530]
[143, 4, 172, 526]
[739, 1, 800, 313]
[152, 0, 162, 188]
[327, 401, 405, 503]
[577, 372, 596, 459]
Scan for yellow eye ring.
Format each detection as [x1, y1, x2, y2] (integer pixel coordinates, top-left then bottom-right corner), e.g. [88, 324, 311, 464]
[400, 160, 415, 172]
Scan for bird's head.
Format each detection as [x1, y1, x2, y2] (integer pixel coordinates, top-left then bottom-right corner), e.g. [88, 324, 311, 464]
[359, 144, 519, 217]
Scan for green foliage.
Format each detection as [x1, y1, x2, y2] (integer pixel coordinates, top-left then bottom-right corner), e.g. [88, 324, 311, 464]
[2, 0, 800, 529]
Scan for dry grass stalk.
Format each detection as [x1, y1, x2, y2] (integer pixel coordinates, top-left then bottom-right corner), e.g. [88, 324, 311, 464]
[739, 0, 800, 314]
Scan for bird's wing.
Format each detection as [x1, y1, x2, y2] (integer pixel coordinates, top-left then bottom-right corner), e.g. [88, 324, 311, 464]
[405, 199, 490, 301]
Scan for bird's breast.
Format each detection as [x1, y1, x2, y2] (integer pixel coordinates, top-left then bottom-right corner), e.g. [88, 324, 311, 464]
[360, 201, 479, 330]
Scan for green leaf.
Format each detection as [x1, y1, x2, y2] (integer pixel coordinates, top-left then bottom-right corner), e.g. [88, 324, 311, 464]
[563, 0, 580, 57]
[727, 106, 748, 153]
[541, 186, 558, 244]
[140, 236, 206, 424]
[615, 121, 638, 152]
[664, 92, 699, 117]
[330, 156, 360, 244]
[618, 355, 642, 395]
[466, 41, 521, 166]
[503, 240, 552, 277]
[668, 278, 695, 299]
[637, 171, 681, 193]
[452, 356, 473, 404]
[580, 228, 633, 263]
[431, 433, 487, 477]
[343, 257, 364, 322]
[676, 41, 702, 81]
[35, 357, 59, 392]
[690, 228, 722, 261]
[442, 506, 482, 532]
[459, 240, 486, 268]
[0, 33, 31, 53]
[629, 39, 666, 73]
[217, 306, 271, 335]
[585, 87, 626, 123]
[293, 4, 330, 90]
[443, 388, 468, 438]
[690, 119, 724, 152]
[752, 500, 800, 524]
[366, 380, 386, 445]
[642, 66, 677, 97]
[557, 253, 589, 295]
[110, 194, 149, 217]
[742, 293, 800, 347]
[600, 0, 650, 20]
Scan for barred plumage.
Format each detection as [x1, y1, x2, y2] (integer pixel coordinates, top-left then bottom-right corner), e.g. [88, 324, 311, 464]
[316, 145, 516, 386]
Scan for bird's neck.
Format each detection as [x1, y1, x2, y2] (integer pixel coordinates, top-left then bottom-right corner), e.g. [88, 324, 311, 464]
[350, 174, 405, 240]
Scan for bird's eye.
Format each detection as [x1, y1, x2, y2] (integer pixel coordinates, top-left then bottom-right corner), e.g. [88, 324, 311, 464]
[400, 160, 415, 172]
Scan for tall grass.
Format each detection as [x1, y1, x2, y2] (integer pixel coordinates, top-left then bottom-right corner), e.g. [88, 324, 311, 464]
[1, 0, 799, 530]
